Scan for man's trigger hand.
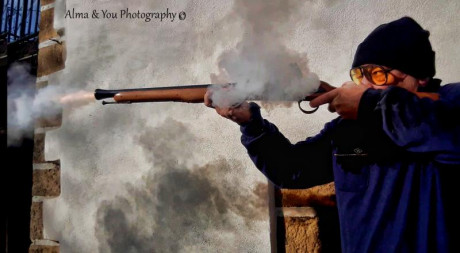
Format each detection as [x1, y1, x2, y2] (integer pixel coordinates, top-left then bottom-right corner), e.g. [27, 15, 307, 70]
[309, 89, 339, 108]
[309, 82, 368, 120]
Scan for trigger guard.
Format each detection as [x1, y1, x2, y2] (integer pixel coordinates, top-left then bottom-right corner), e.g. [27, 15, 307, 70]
[298, 100, 319, 114]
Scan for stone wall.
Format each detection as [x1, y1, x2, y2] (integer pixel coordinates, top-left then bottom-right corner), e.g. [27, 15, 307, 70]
[274, 182, 341, 252]
[30, 0, 65, 251]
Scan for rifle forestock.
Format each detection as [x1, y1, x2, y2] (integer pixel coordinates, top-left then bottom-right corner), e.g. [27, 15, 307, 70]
[95, 84, 213, 104]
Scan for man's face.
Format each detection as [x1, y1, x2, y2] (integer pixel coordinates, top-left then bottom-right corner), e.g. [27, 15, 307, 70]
[353, 64, 420, 92]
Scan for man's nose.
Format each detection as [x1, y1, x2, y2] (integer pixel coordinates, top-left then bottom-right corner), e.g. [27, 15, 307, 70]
[360, 76, 373, 87]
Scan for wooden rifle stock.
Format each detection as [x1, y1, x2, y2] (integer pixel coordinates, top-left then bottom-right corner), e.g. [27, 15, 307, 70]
[414, 92, 439, 100]
[94, 84, 212, 104]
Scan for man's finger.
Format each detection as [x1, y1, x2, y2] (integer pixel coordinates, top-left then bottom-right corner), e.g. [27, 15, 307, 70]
[215, 106, 227, 116]
[204, 91, 215, 108]
[328, 102, 336, 113]
[228, 108, 234, 117]
[309, 89, 339, 108]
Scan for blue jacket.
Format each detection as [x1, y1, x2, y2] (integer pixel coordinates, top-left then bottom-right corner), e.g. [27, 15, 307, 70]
[240, 84, 460, 253]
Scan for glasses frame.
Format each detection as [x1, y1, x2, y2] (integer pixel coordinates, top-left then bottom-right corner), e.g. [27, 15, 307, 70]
[350, 65, 394, 86]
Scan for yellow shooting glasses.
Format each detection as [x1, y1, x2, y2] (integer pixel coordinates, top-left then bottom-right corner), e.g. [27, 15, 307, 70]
[350, 65, 394, 86]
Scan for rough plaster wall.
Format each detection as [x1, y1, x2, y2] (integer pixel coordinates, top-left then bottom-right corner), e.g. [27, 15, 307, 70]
[42, 0, 460, 252]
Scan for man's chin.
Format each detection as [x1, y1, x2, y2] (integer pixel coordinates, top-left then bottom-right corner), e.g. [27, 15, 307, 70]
[371, 85, 389, 90]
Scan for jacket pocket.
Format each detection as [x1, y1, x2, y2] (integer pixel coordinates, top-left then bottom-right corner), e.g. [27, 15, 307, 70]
[333, 153, 369, 192]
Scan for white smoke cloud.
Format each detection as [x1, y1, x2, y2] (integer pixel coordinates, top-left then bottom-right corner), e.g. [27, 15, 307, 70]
[210, 0, 320, 108]
[7, 63, 94, 146]
[7, 63, 37, 146]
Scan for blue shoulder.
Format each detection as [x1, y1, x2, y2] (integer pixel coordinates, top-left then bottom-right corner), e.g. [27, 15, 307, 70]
[440, 83, 460, 107]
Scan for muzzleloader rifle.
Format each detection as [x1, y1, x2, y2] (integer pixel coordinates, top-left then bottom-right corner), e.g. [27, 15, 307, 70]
[94, 81, 439, 114]
[94, 81, 335, 114]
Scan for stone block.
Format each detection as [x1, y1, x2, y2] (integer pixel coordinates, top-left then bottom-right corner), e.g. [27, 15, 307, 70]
[35, 81, 63, 130]
[32, 161, 60, 197]
[280, 182, 336, 207]
[35, 111, 63, 131]
[37, 43, 66, 77]
[41, 0, 55, 6]
[36, 81, 48, 89]
[29, 243, 59, 253]
[33, 133, 46, 163]
[284, 217, 320, 253]
[30, 201, 43, 240]
[39, 8, 58, 43]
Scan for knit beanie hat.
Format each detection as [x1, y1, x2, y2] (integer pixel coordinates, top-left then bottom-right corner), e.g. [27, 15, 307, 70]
[352, 17, 436, 80]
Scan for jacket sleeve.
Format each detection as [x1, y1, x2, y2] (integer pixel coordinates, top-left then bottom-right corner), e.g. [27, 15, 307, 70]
[240, 103, 334, 189]
[358, 83, 460, 164]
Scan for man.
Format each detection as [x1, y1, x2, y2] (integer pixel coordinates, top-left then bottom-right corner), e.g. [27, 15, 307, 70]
[205, 17, 460, 252]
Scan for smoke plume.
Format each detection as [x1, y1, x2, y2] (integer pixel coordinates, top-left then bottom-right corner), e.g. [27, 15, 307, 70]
[95, 118, 268, 252]
[7, 63, 36, 146]
[210, 0, 319, 107]
[7, 63, 94, 146]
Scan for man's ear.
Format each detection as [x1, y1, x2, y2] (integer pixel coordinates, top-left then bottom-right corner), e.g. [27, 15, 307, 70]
[418, 78, 430, 87]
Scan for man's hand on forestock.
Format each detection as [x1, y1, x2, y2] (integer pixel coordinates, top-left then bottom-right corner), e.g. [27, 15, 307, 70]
[310, 81, 368, 120]
[204, 90, 252, 125]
